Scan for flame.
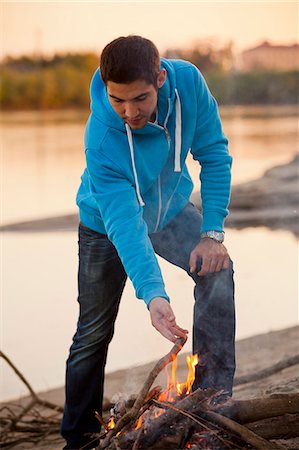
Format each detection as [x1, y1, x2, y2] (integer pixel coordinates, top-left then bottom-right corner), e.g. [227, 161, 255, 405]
[176, 382, 185, 395]
[158, 363, 173, 402]
[158, 353, 199, 403]
[135, 415, 143, 430]
[186, 354, 199, 394]
[108, 416, 115, 429]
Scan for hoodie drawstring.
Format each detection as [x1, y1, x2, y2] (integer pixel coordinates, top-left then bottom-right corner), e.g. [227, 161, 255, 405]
[174, 88, 182, 172]
[125, 123, 145, 207]
[125, 90, 182, 206]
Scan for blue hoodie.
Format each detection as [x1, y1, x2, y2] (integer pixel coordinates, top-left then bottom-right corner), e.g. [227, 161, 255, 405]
[77, 58, 232, 306]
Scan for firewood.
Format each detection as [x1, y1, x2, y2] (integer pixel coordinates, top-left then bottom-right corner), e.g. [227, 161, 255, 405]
[0, 351, 63, 414]
[110, 391, 298, 449]
[197, 409, 283, 450]
[111, 389, 216, 448]
[100, 336, 187, 448]
[246, 413, 299, 440]
[216, 393, 299, 424]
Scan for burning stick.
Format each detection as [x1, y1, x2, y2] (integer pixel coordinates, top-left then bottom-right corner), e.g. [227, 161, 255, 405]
[100, 336, 187, 448]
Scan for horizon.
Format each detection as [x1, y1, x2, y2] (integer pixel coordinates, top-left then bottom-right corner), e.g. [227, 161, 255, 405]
[1, 2, 298, 60]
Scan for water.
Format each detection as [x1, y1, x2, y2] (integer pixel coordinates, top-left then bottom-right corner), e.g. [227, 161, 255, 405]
[1, 106, 298, 402]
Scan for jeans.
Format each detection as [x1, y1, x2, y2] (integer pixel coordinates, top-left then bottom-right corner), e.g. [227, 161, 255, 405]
[61, 202, 235, 449]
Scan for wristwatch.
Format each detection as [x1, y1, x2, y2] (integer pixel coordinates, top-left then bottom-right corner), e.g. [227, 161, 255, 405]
[200, 230, 225, 243]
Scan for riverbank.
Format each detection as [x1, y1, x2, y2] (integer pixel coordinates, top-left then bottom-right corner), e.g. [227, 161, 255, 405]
[2, 325, 298, 449]
[191, 153, 299, 236]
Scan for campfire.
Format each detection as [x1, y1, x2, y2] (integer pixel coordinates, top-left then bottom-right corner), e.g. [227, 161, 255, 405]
[1, 341, 298, 449]
[92, 338, 299, 450]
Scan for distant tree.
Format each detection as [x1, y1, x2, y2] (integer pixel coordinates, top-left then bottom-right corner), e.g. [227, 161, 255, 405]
[0, 52, 99, 109]
[0, 51, 298, 109]
[163, 40, 234, 75]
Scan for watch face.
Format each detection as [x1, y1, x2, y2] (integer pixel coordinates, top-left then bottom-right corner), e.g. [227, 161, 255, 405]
[205, 231, 224, 243]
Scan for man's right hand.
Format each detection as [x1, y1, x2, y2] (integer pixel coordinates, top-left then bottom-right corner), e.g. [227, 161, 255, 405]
[148, 297, 189, 343]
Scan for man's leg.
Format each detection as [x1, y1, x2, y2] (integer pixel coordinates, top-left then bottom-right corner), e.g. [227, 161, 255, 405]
[150, 203, 235, 395]
[61, 223, 127, 449]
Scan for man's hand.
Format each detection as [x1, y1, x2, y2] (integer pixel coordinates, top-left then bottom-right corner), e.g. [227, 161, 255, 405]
[149, 297, 189, 343]
[189, 238, 230, 276]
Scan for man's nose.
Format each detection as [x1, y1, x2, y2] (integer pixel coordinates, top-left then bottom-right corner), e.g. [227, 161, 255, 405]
[124, 103, 139, 118]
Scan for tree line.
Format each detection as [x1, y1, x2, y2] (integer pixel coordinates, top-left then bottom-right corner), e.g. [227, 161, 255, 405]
[1, 49, 298, 110]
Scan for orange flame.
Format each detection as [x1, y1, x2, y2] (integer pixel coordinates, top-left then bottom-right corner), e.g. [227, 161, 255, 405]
[186, 354, 199, 394]
[158, 353, 199, 402]
[135, 415, 143, 430]
[108, 416, 115, 429]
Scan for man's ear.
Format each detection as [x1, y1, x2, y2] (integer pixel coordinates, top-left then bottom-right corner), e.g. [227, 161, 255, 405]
[157, 69, 166, 89]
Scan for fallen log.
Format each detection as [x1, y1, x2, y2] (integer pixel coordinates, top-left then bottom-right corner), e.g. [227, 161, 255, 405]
[216, 393, 299, 423]
[246, 413, 299, 440]
[0, 351, 63, 448]
[197, 409, 283, 450]
[234, 354, 299, 386]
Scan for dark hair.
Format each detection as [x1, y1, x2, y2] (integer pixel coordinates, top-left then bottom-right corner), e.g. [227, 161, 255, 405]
[100, 35, 160, 87]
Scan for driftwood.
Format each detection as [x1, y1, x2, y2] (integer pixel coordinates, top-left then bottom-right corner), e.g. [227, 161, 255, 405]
[234, 354, 299, 386]
[0, 351, 63, 414]
[0, 350, 63, 448]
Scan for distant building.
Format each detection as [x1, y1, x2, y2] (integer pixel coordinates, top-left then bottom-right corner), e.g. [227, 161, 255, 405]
[240, 41, 299, 72]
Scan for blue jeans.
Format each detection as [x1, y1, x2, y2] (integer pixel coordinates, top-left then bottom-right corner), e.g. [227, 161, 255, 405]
[61, 203, 235, 449]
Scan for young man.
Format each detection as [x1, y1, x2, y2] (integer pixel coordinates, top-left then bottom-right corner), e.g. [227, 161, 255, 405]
[61, 35, 235, 449]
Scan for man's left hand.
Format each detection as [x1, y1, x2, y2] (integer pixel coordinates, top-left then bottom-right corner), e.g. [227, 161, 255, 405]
[189, 238, 230, 276]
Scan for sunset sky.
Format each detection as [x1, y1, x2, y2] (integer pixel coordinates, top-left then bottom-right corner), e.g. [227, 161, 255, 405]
[1, 1, 298, 59]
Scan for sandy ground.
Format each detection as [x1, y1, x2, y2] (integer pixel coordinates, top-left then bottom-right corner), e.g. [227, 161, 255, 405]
[2, 325, 299, 449]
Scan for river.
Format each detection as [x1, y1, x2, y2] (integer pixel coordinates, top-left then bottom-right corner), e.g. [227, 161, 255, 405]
[1, 106, 298, 401]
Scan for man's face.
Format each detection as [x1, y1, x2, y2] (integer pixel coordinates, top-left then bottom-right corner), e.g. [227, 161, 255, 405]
[107, 70, 166, 129]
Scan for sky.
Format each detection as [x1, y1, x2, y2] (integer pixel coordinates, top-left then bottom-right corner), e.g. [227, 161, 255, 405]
[1, 1, 298, 59]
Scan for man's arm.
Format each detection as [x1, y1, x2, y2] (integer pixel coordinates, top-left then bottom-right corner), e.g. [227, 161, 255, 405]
[189, 67, 232, 274]
[86, 147, 188, 341]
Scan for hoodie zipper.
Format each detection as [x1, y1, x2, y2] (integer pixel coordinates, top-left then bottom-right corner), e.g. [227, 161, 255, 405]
[153, 127, 171, 232]
[154, 175, 162, 232]
[165, 127, 171, 150]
